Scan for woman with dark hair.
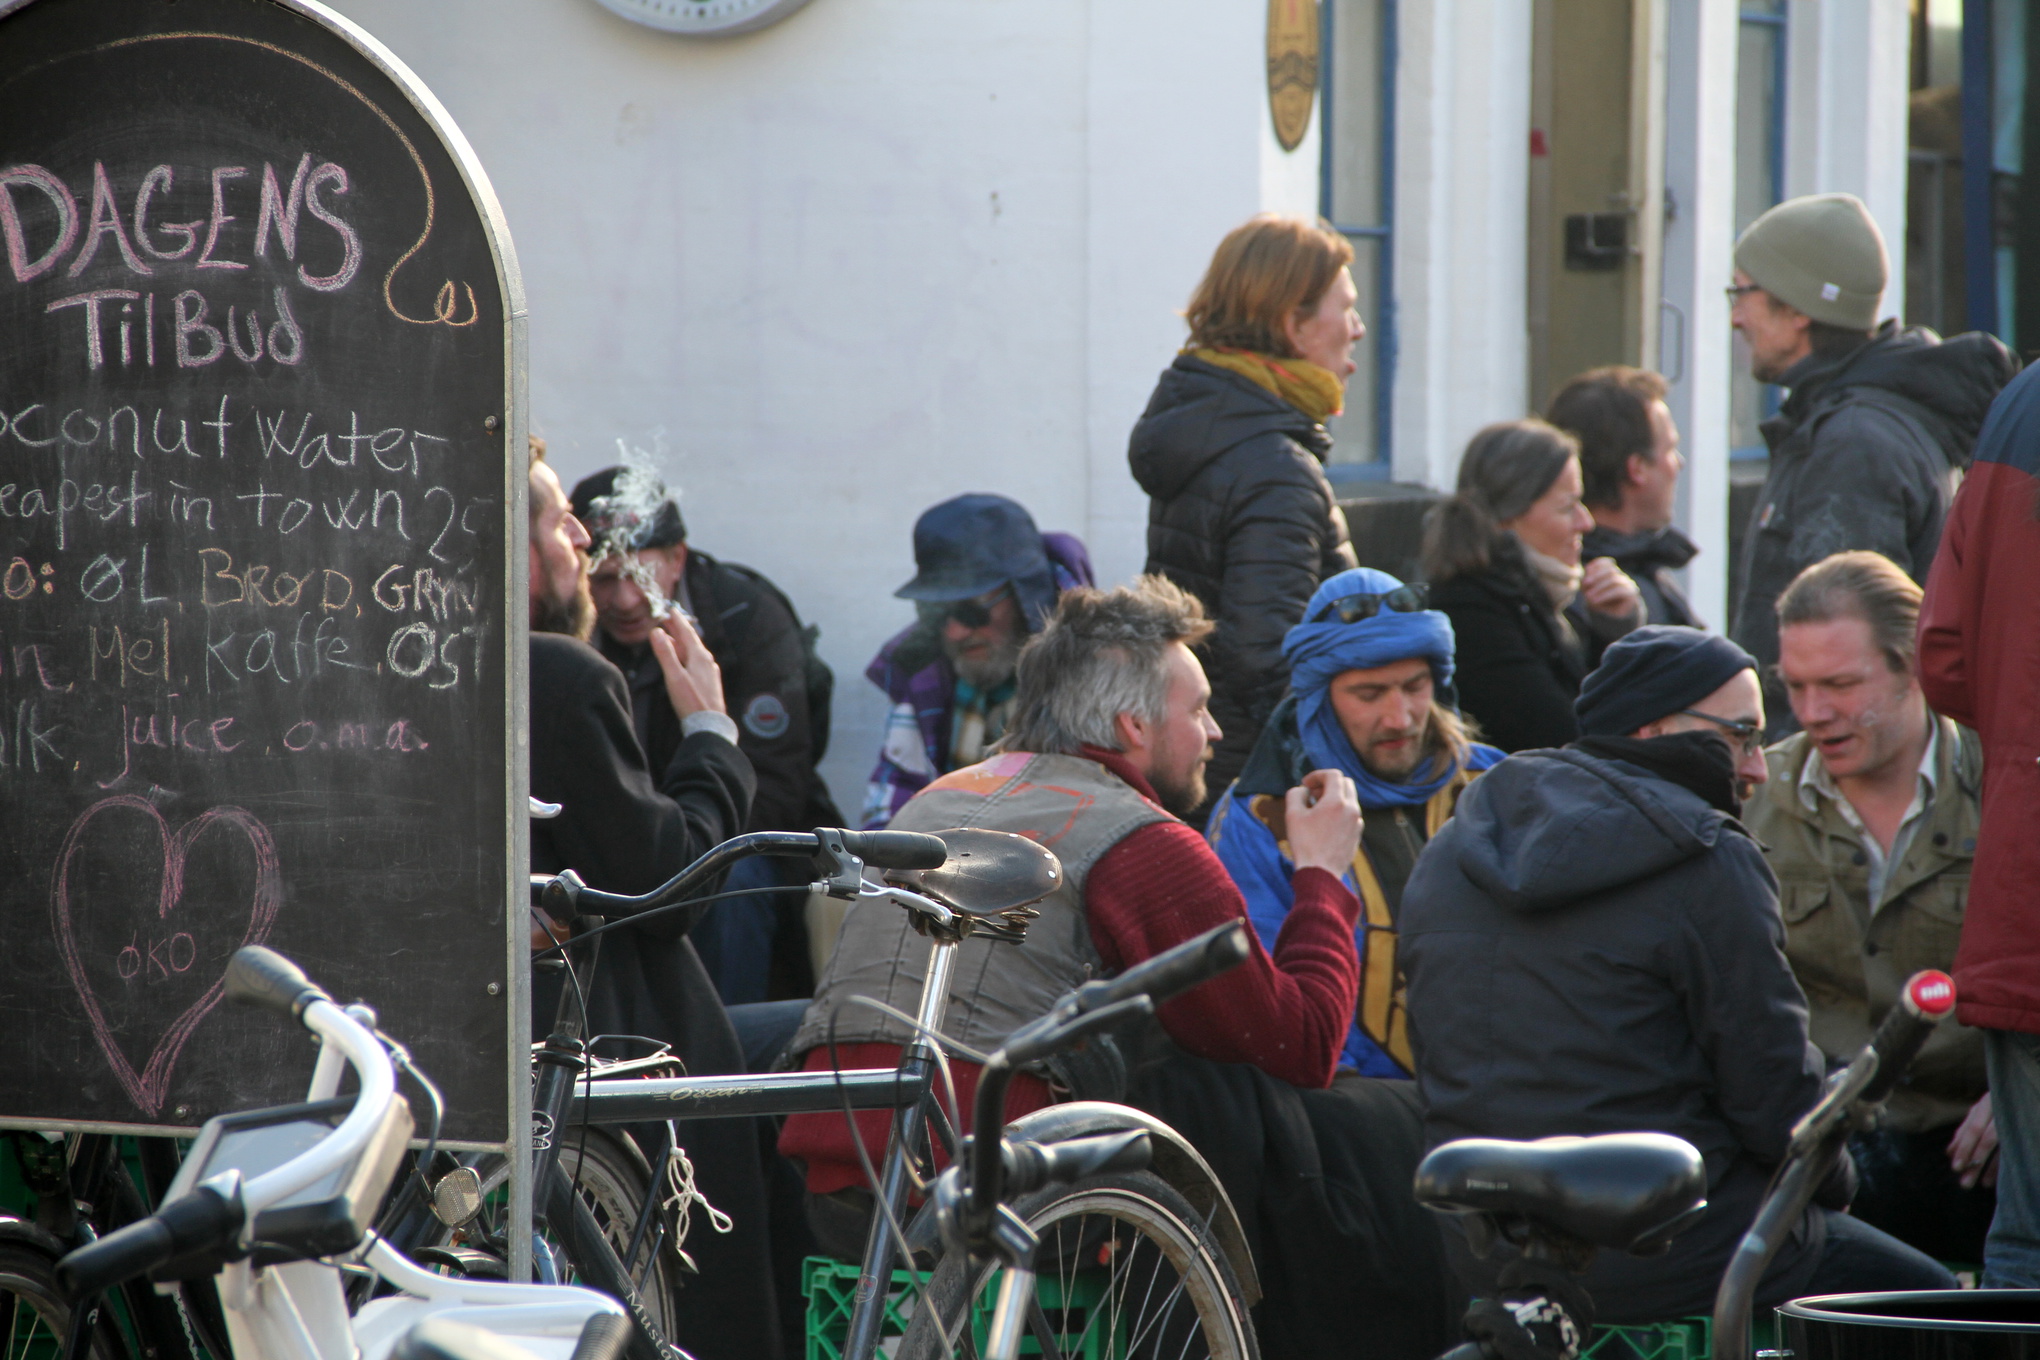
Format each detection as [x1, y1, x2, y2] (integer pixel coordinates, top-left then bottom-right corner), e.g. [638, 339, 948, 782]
[1422, 419, 1643, 751]
[1129, 214, 1363, 822]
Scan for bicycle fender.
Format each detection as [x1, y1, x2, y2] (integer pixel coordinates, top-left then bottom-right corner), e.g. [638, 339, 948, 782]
[992, 1101, 1261, 1307]
[0, 1215, 68, 1259]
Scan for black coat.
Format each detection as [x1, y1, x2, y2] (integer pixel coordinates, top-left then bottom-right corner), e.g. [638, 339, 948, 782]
[1129, 355, 1357, 810]
[1398, 742, 1835, 1321]
[1581, 523, 1703, 630]
[1426, 545, 1590, 753]
[595, 548, 842, 836]
[1730, 323, 2015, 703]
[527, 634, 781, 1360]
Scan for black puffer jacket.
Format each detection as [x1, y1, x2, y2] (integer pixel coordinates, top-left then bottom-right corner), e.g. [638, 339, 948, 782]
[1129, 354, 1356, 810]
[1398, 737, 1835, 1321]
[1730, 323, 2015, 709]
[1426, 540, 1590, 753]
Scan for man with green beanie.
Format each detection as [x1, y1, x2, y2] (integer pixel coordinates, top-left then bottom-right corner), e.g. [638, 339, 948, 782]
[1727, 192, 2015, 735]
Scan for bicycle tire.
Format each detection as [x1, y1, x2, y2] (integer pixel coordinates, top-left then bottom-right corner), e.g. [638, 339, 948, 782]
[459, 1130, 687, 1340]
[897, 1169, 1260, 1360]
[0, 1242, 129, 1360]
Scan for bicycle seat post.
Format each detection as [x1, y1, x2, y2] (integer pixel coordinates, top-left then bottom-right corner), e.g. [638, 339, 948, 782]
[841, 930, 961, 1360]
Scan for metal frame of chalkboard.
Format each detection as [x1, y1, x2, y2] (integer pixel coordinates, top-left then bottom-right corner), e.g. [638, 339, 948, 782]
[0, 0, 534, 1278]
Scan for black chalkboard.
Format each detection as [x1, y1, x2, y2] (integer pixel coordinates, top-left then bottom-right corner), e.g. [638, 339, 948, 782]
[0, 0, 522, 1143]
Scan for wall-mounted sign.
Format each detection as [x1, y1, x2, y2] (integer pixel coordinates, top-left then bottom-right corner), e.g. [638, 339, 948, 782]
[1267, 0, 1321, 153]
[591, 0, 814, 36]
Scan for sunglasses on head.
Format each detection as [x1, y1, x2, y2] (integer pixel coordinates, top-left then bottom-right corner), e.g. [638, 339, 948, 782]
[1308, 582, 1430, 626]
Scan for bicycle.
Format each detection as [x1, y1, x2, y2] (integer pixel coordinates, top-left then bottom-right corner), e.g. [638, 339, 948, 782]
[400, 824, 1266, 1360]
[53, 947, 631, 1360]
[1405, 968, 1956, 1360]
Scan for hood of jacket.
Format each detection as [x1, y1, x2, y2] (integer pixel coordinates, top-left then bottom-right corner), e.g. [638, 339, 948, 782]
[1581, 523, 1698, 573]
[1781, 322, 2017, 466]
[1443, 744, 1737, 911]
[1128, 354, 1334, 500]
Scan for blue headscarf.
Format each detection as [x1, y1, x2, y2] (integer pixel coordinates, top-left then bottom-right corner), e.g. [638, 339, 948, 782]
[1282, 568, 1502, 807]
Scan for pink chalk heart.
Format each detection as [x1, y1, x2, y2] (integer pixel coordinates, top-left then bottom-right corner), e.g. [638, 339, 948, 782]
[50, 796, 282, 1118]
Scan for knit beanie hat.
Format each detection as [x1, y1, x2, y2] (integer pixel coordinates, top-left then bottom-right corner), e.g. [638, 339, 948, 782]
[1733, 193, 1887, 329]
[1575, 626, 1757, 738]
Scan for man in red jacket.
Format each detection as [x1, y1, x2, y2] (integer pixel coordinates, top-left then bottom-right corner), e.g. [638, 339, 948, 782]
[780, 575, 1363, 1251]
[1919, 361, 2040, 1287]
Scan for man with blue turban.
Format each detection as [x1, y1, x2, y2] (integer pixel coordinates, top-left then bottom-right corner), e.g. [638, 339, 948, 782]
[1210, 567, 1504, 1077]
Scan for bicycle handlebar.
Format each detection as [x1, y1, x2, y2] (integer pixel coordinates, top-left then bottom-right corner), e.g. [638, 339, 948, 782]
[835, 829, 949, 870]
[529, 827, 950, 924]
[1710, 970, 1957, 1360]
[57, 1179, 243, 1301]
[1858, 969, 1956, 1105]
[1000, 1131, 1151, 1197]
[224, 946, 333, 1021]
[1076, 920, 1252, 1015]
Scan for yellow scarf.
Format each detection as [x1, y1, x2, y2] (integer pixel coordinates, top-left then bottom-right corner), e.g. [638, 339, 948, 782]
[1187, 346, 1345, 422]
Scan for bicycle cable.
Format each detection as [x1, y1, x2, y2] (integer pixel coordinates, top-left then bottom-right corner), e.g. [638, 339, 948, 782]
[823, 992, 984, 1302]
[529, 883, 813, 960]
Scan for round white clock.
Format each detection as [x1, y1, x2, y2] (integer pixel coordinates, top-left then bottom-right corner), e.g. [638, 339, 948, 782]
[591, 0, 815, 36]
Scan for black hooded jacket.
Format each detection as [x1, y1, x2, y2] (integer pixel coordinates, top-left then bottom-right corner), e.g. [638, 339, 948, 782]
[1397, 741, 1840, 1321]
[1128, 355, 1357, 810]
[1730, 323, 2015, 720]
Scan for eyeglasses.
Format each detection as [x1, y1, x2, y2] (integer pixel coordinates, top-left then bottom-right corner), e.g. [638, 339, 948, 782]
[923, 584, 1010, 630]
[1724, 283, 1764, 304]
[1679, 708, 1765, 760]
[1308, 583, 1430, 626]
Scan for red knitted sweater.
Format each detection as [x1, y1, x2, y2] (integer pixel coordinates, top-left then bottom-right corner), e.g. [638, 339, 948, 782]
[778, 748, 1361, 1194]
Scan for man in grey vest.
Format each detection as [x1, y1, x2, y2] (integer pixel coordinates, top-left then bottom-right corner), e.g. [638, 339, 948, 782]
[779, 575, 1366, 1251]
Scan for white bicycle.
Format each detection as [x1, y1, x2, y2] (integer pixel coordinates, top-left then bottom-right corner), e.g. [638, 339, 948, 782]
[56, 946, 628, 1360]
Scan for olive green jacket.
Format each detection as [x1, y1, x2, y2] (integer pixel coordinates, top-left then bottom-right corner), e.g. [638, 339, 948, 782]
[1744, 717, 1985, 1132]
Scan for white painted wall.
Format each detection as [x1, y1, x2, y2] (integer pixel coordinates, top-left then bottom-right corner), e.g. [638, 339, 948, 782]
[325, 0, 1323, 819]
[1390, 0, 1535, 492]
[1784, 0, 1914, 321]
[1661, 0, 1740, 629]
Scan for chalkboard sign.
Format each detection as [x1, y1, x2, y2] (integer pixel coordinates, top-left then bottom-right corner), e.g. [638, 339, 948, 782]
[0, 0, 524, 1144]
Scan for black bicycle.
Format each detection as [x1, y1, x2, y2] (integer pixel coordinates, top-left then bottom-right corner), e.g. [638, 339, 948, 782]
[1407, 969, 1956, 1360]
[383, 824, 1265, 1360]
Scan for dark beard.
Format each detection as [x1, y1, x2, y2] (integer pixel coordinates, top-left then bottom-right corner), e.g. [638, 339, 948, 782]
[1358, 717, 1435, 781]
[1751, 354, 1792, 384]
[533, 577, 595, 640]
[1148, 758, 1209, 817]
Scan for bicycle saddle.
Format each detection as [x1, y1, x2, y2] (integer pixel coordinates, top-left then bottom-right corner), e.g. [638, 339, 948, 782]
[884, 828, 1062, 923]
[1414, 1133, 1707, 1256]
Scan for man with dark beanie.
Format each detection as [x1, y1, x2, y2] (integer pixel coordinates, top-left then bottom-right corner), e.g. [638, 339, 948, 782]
[1726, 193, 2014, 735]
[1400, 625, 1954, 1322]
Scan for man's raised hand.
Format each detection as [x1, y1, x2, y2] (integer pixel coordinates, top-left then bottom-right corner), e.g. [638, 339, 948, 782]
[649, 609, 727, 719]
[1286, 769, 1362, 877]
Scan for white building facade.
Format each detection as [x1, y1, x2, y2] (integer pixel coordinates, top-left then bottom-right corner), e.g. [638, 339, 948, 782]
[329, 0, 1915, 816]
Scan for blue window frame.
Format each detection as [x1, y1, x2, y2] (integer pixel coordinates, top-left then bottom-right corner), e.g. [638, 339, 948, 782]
[1731, 2, 1789, 460]
[1318, 0, 1397, 484]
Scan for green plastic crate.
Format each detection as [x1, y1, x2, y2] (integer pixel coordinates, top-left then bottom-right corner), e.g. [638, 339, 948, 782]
[1584, 1316, 1711, 1360]
[803, 1258, 924, 1360]
[802, 1256, 1116, 1360]
[1585, 1311, 1782, 1360]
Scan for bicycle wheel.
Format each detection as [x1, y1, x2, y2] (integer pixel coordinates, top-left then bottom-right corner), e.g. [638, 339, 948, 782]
[460, 1130, 687, 1339]
[898, 1170, 1260, 1360]
[0, 1242, 127, 1360]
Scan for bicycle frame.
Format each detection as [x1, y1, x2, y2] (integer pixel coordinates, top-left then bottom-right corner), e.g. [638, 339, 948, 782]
[526, 879, 964, 1360]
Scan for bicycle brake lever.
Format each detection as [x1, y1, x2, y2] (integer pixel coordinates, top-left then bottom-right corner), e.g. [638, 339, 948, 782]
[810, 829, 868, 900]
